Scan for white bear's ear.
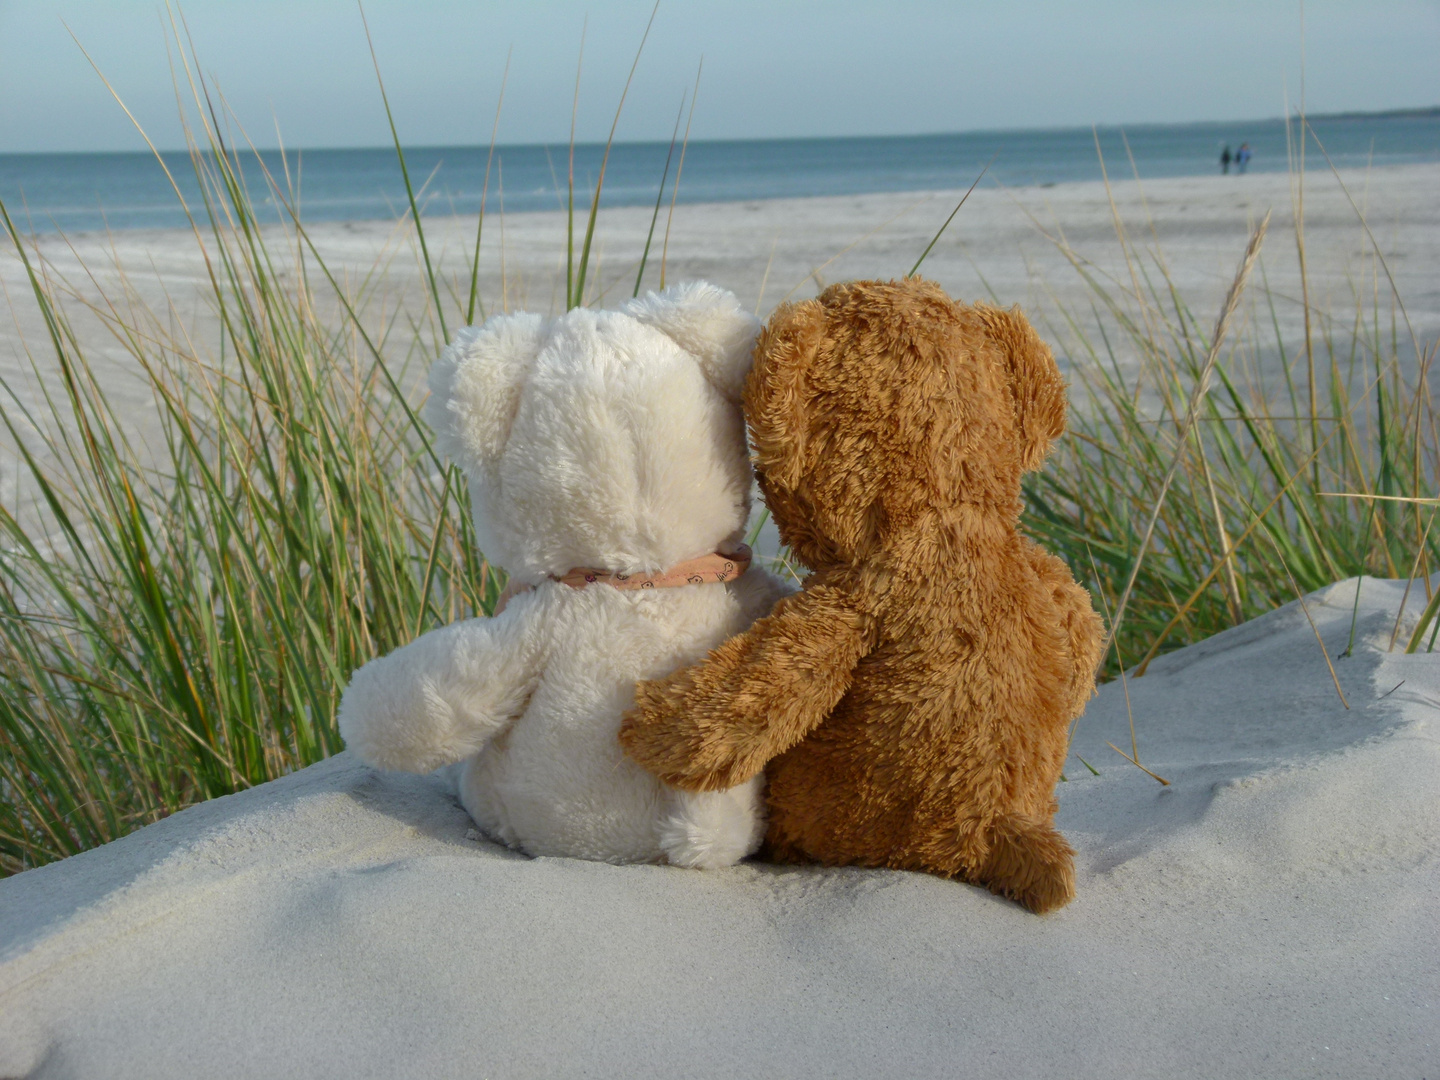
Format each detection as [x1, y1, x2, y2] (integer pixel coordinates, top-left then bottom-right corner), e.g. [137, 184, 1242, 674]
[423, 313, 547, 472]
[623, 281, 761, 402]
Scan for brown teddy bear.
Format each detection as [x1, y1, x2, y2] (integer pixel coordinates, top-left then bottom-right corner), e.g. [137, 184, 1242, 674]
[618, 277, 1102, 913]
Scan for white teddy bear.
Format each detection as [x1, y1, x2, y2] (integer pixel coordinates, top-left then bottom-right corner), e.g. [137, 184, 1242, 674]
[338, 282, 789, 868]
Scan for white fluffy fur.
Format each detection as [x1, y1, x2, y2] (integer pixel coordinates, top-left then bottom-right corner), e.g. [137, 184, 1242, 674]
[341, 283, 784, 868]
[620, 280, 759, 402]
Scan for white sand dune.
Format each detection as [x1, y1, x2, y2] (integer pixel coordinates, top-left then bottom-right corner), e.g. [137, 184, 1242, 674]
[1, 575, 1436, 1078]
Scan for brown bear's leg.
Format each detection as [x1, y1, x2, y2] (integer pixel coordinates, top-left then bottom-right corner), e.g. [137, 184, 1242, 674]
[973, 813, 1075, 914]
[759, 832, 816, 865]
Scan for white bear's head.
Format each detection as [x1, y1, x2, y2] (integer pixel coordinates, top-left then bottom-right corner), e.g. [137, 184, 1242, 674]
[423, 281, 761, 585]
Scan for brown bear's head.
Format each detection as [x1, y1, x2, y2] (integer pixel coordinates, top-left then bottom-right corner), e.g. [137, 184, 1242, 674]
[744, 278, 1066, 569]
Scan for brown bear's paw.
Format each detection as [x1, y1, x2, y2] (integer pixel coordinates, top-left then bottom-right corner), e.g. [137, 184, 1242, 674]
[619, 702, 757, 793]
[977, 814, 1076, 915]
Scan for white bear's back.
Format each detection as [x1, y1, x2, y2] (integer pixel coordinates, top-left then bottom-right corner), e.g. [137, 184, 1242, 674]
[459, 574, 775, 862]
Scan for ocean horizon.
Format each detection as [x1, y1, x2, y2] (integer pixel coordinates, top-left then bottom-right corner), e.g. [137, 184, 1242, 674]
[1, 109, 1436, 235]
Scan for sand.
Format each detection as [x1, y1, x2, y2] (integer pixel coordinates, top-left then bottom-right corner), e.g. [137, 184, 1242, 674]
[1, 574, 1436, 1078]
[4, 160, 1438, 441]
[4, 161, 1436, 551]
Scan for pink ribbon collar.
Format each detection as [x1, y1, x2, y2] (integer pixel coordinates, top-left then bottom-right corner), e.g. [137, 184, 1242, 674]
[494, 544, 752, 614]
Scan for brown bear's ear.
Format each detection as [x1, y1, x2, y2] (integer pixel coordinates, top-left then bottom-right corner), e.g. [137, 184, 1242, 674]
[745, 298, 827, 490]
[976, 303, 1067, 471]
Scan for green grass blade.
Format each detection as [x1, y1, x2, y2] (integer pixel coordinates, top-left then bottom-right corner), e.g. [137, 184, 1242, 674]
[358, 1, 447, 342]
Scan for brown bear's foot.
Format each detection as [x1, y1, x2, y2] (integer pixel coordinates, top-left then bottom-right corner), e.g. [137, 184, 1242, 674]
[976, 814, 1075, 915]
[759, 834, 816, 865]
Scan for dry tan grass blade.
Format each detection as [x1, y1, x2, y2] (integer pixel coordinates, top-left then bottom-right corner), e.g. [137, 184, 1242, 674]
[1106, 743, 1170, 786]
[1081, 550, 1166, 786]
[1390, 510, 1438, 651]
[1103, 210, 1272, 664]
[1264, 531, 1350, 709]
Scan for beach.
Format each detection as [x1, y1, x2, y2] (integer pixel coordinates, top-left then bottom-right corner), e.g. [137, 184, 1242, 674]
[5, 160, 1436, 555]
[4, 161, 1438, 438]
[1, 160, 1438, 1077]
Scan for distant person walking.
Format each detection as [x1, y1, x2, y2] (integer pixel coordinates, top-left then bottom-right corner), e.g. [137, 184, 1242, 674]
[1220, 145, 1232, 174]
[1236, 142, 1252, 173]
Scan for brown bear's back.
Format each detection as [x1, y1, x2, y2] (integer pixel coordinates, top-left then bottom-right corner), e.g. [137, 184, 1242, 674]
[760, 531, 1092, 877]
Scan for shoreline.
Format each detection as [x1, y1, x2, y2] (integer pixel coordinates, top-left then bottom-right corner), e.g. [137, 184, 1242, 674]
[7, 159, 1435, 321]
[4, 108, 1436, 233]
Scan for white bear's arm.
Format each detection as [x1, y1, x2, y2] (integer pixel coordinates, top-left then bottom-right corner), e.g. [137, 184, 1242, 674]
[338, 594, 549, 774]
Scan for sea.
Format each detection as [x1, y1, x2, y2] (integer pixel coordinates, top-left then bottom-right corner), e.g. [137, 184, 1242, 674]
[1, 110, 1435, 235]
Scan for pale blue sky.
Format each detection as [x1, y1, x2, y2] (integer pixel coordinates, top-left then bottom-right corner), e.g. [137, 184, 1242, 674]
[0, 1, 1436, 153]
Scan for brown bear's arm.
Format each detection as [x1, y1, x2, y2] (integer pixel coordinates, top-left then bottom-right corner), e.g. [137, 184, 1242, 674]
[619, 583, 876, 792]
[1025, 544, 1104, 717]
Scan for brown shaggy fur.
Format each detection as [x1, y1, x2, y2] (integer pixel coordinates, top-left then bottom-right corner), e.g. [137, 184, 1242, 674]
[619, 278, 1103, 914]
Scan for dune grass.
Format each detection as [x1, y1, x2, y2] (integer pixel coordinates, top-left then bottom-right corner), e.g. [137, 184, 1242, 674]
[0, 32, 495, 871]
[1018, 138, 1439, 679]
[0, 146, 500, 871]
[1, 33, 1436, 871]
